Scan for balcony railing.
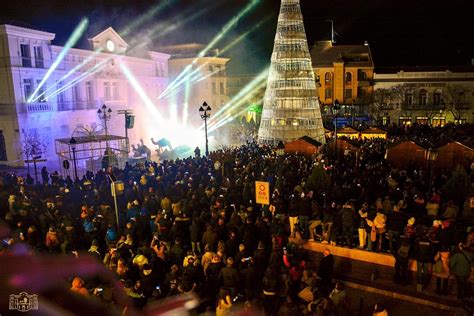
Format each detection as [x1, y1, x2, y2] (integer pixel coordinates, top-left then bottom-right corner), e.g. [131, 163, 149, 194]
[57, 101, 98, 111]
[19, 102, 53, 113]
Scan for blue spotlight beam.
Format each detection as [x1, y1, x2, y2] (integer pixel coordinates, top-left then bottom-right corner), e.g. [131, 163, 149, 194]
[120, 0, 174, 37]
[209, 68, 268, 124]
[119, 63, 164, 124]
[31, 49, 104, 102]
[42, 57, 110, 101]
[129, 5, 213, 54]
[28, 18, 89, 103]
[198, 0, 260, 58]
[160, 14, 269, 100]
[160, 0, 261, 99]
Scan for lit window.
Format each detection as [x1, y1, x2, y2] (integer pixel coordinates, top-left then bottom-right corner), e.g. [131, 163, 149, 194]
[419, 89, 427, 106]
[433, 89, 442, 105]
[34, 46, 44, 68]
[325, 72, 332, 84]
[20, 44, 31, 67]
[104, 82, 111, 101]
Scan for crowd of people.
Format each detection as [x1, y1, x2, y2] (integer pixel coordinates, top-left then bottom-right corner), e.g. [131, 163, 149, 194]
[0, 123, 473, 315]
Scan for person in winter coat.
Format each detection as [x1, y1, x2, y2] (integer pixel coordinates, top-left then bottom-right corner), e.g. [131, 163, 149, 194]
[386, 204, 407, 253]
[317, 249, 334, 295]
[358, 202, 369, 249]
[367, 211, 386, 252]
[206, 254, 225, 307]
[394, 237, 411, 285]
[218, 257, 239, 297]
[321, 202, 336, 244]
[288, 195, 299, 236]
[414, 230, 433, 291]
[298, 192, 311, 239]
[105, 224, 118, 247]
[262, 266, 281, 316]
[45, 226, 59, 252]
[341, 201, 355, 247]
[169, 237, 185, 266]
[450, 243, 473, 299]
[189, 218, 202, 255]
[202, 225, 218, 251]
[433, 246, 450, 295]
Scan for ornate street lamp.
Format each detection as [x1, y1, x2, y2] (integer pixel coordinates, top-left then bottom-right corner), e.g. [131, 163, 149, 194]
[69, 137, 78, 180]
[199, 102, 211, 157]
[333, 99, 341, 159]
[98, 104, 113, 166]
[276, 141, 285, 156]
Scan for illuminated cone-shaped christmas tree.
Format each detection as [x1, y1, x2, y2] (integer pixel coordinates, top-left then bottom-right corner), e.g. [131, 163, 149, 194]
[258, 0, 325, 145]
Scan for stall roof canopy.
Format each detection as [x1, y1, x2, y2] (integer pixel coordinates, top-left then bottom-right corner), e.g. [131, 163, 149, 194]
[56, 135, 127, 145]
[337, 126, 359, 134]
[432, 140, 474, 150]
[386, 140, 426, 150]
[299, 136, 322, 147]
[362, 127, 387, 134]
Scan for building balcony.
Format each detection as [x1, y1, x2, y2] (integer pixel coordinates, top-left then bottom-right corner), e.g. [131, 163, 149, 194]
[18, 102, 54, 113]
[357, 80, 372, 87]
[401, 103, 447, 111]
[57, 101, 98, 111]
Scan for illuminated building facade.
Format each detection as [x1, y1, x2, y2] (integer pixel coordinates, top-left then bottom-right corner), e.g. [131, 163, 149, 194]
[310, 40, 374, 126]
[258, 0, 325, 145]
[159, 43, 229, 127]
[0, 24, 169, 166]
[374, 67, 474, 126]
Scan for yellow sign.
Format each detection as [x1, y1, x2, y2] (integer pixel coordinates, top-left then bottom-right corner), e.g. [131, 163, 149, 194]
[255, 181, 270, 205]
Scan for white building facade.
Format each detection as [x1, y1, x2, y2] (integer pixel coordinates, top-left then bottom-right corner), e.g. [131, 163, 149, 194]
[160, 43, 229, 128]
[0, 25, 170, 167]
[373, 68, 474, 126]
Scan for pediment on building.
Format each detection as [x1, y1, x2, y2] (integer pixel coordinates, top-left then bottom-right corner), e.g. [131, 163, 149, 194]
[89, 27, 128, 54]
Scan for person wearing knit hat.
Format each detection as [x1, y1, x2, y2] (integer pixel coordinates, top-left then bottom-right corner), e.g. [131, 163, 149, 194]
[404, 217, 416, 240]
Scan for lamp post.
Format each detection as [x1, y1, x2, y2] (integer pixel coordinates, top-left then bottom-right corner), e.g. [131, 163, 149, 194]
[333, 99, 341, 159]
[98, 104, 113, 165]
[199, 101, 211, 157]
[351, 100, 356, 126]
[69, 137, 78, 180]
[276, 141, 285, 156]
[428, 147, 438, 194]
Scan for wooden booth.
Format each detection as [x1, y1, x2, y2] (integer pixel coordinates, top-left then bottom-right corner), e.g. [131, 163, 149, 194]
[434, 141, 474, 170]
[386, 141, 427, 169]
[337, 126, 360, 140]
[284, 136, 321, 156]
[361, 127, 387, 140]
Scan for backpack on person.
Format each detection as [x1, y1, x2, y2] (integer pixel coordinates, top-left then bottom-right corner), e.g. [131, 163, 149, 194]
[397, 242, 411, 259]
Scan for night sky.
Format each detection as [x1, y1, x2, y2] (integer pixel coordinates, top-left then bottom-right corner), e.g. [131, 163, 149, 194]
[1, 0, 473, 74]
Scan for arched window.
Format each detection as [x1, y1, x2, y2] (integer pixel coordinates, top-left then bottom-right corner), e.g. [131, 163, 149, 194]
[359, 71, 367, 81]
[405, 91, 413, 106]
[433, 89, 442, 105]
[0, 130, 7, 161]
[325, 72, 332, 84]
[419, 89, 427, 106]
[345, 72, 352, 84]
